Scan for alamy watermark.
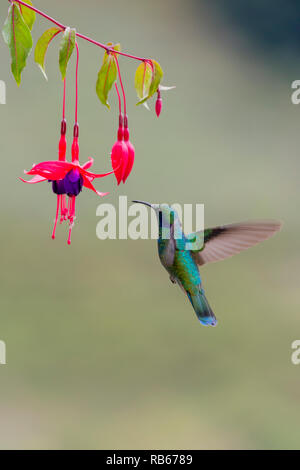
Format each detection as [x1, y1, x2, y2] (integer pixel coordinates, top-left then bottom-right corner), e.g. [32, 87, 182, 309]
[291, 340, 300, 365]
[96, 196, 205, 250]
[290, 80, 300, 104]
[0, 80, 6, 105]
[0, 341, 6, 365]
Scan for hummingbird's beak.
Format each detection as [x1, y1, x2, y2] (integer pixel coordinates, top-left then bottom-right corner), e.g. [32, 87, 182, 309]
[132, 200, 153, 208]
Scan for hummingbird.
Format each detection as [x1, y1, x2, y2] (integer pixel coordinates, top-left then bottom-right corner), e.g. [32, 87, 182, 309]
[132, 201, 281, 326]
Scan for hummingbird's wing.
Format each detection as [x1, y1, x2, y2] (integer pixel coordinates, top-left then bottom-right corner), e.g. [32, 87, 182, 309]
[191, 220, 281, 266]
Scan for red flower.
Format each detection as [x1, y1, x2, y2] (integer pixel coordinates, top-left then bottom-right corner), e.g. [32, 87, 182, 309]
[111, 114, 135, 184]
[155, 89, 162, 117]
[23, 158, 111, 196]
[21, 124, 113, 244]
[155, 85, 176, 118]
[111, 115, 128, 185]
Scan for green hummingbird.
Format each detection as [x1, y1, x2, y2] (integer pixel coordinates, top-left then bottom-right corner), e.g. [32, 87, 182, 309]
[133, 201, 281, 326]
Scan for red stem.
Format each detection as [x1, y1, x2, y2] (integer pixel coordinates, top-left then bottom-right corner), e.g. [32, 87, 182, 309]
[114, 55, 127, 116]
[75, 42, 79, 123]
[10, 0, 146, 62]
[62, 78, 66, 119]
[10, 0, 64, 28]
[115, 83, 122, 115]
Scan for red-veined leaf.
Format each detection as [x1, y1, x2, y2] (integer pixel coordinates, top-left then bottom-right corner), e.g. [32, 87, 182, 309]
[134, 61, 153, 102]
[18, 0, 36, 31]
[59, 27, 76, 80]
[35, 27, 62, 80]
[2, 3, 33, 86]
[137, 60, 164, 106]
[96, 43, 120, 109]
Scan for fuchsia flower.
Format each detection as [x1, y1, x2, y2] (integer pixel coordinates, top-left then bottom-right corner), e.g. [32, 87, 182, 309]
[20, 118, 69, 232]
[111, 114, 128, 185]
[123, 115, 135, 183]
[155, 89, 162, 118]
[24, 156, 112, 197]
[21, 123, 113, 244]
[155, 85, 176, 118]
[111, 114, 135, 185]
[111, 79, 135, 185]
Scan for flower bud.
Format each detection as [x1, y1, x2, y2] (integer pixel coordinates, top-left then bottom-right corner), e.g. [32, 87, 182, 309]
[111, 115, 129, 185]
[111, 139, 128, 185]
[155, 97, 162, 117]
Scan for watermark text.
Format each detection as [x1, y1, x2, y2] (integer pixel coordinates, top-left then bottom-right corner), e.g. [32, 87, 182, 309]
[96, 197, 204, 250]
[0, 341, 6, 365]
[0, 80, 6, 105]
[291, 340, 300, 365]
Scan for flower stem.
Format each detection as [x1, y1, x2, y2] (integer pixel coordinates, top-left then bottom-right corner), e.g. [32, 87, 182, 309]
[10, 0, 146, 62]
[75, 42, 79, 124]
[115, 83, 122, 116]
[62, 78, 66, 119]
[114, 55, 127, 117]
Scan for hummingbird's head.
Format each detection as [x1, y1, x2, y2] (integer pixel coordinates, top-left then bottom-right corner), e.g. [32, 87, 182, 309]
[132, 201, 178, 227]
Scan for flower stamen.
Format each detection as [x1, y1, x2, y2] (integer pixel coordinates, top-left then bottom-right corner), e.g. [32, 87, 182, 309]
[67, 196, 76, 245]
[52, 195, 61, 240]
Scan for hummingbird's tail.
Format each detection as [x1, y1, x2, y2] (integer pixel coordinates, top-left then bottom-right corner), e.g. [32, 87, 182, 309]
[187, 288, 217, 327]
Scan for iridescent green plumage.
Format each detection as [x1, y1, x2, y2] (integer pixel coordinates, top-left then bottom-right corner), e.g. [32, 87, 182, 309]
[133, 201, 281, 326]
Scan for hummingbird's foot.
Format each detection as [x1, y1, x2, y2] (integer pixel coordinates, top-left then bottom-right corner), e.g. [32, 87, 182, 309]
[169, 275, 176, 285]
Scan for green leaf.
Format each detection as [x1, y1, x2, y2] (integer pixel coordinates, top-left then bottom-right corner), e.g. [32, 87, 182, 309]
[2, 3, 33, 86]
[59, 27, 76, 80]
[134, 61, 153, 101]
[149, 60, 163, 96]
[96, 55, 117, 109]
[35, 27, 62, 80]
[136, 60, 164, 106]
[19, 0, 36, 31]
[96, 44, 120, 109]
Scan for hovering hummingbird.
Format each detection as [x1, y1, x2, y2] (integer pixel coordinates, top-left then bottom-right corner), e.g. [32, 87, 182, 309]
[133, 201, 281, 326]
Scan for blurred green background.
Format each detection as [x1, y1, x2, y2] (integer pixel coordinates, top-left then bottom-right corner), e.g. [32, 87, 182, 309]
[0, 0, 299, 450]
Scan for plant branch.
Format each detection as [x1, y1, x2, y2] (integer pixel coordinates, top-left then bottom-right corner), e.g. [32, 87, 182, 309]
[10, 0, 146, 62]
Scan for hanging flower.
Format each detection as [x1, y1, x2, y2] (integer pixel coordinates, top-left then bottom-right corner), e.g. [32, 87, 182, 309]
[155, 85, 176, 118]
[122, 115, 135, 183]
[24, 158, 111, 194]
[21, 124, 113, 244]
[20, 116, 70, 237]
[111, 114, 128, 185]
[155, 89, 162, 118]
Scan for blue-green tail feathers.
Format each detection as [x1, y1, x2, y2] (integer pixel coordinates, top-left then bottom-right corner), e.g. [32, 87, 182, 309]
[187, 289, 217, 327]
